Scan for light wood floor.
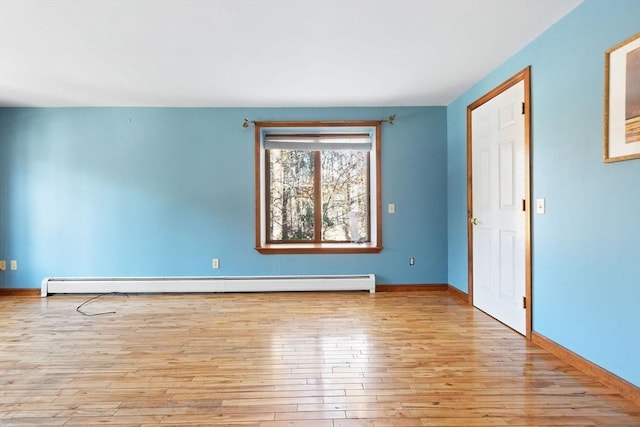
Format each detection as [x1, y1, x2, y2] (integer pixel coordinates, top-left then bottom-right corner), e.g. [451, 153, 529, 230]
[1, 291, 638, 426]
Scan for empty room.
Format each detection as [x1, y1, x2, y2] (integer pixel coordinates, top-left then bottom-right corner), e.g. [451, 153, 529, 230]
[1, 0, 639, 426]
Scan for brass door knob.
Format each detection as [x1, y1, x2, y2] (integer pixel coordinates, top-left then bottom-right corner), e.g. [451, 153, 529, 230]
[471, 217, 479, 225]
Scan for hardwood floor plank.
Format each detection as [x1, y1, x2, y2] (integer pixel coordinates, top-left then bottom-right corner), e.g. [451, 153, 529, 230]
[335, 420, 425, 427]
[0, 417, 70, 426]
[0, 291, 638, 426]
[259, 421, 334, 427]
[274, 410, 346, 420]
[420, 418, 509, 426]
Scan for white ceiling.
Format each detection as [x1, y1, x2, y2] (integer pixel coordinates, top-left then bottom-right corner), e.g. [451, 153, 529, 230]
[0, 0, 582, 107]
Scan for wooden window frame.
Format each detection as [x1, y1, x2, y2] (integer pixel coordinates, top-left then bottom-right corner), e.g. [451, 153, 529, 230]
[255, 121, 382, 254]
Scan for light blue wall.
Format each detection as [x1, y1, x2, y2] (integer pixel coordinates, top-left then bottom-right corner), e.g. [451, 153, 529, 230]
[0, 107, 448, 288]
[447, 0, 640, 387]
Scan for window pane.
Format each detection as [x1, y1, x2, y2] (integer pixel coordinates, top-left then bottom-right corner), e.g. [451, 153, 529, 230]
[268, 150, 315, 241]
[321, 151, 369, 242]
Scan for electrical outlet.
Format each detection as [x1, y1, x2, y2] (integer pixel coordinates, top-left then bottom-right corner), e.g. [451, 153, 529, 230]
[0, 260, 6, 271]
[10, 260, 17, 270]
[212, 258, 219, 269]
[409, 257, 415, 266]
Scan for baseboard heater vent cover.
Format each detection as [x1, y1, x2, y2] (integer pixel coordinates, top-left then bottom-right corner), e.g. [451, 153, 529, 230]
[41, 274, 375, 297]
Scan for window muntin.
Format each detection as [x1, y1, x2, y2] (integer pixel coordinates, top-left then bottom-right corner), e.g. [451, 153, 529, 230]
[255, 121, 382, 254]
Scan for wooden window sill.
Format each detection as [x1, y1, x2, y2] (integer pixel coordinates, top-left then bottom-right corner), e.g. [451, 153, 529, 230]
[256, 243, 382, 254]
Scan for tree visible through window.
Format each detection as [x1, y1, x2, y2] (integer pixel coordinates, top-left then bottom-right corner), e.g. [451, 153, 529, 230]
[255, 121, 382, 254]
[268, 149, 369, 242]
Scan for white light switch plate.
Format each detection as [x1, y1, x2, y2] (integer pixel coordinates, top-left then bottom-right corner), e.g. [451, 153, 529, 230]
[388, 203, 395, 214]
[536, 198, 545, 214]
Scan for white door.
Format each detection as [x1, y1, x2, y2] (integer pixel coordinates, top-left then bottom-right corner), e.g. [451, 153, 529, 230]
[471, 81, 526, 335]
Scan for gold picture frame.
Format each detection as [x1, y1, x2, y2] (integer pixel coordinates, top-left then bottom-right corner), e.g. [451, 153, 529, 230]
[604, 32, 640, 163]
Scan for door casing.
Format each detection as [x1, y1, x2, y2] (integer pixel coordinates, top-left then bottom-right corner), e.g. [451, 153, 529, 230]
[466, 66, 532, 339]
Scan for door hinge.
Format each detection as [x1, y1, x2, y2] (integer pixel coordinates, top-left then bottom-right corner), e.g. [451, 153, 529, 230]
[522, 102, 525, 115]
[522, 199, 526, 212]
[523, 296, 527, 309]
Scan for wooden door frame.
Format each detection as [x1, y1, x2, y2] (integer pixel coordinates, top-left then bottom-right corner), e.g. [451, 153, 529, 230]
[466, 66, 532, 340]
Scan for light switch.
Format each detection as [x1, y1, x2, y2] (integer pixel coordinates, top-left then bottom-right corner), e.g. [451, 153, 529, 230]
[536, 198, 545, 214]
[388, 203, 395, 214]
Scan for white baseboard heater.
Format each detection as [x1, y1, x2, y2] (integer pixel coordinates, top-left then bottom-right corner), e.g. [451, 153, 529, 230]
[41, 274, 376, 297]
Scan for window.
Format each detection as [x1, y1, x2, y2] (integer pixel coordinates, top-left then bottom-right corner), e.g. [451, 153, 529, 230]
[255, 121, 382, 254]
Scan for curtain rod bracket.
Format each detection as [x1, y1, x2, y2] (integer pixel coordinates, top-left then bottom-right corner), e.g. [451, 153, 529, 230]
[382, 114, 396, 125]
[242, 118, 255, 129]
